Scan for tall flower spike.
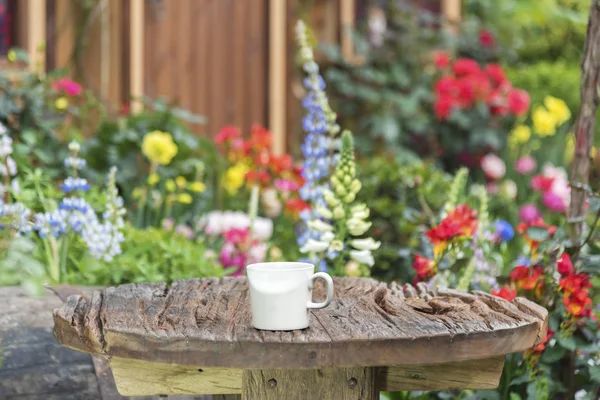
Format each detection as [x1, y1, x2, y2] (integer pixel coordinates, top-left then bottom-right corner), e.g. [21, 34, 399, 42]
[295, 20, 341, 252]
[444, 167, 468, 216]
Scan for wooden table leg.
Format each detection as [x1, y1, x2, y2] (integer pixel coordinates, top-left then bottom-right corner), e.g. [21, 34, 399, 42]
[242, 367, 379, 400]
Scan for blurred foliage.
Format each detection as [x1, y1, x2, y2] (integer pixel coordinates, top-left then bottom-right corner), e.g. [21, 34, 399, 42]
[61, 224, 225, 286]
[357, 155, 452, 283]
[83, 98, 216, 224]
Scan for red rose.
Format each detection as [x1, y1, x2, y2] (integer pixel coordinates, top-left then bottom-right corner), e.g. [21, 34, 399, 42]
[507, 88, 530, 116]
[557, 254, 574, 276]
[434, 76, 458, 97]
[485, 64, 507, 88]
[491, 286, 517, 301]
[452, 58, 480, 75]
[434, 96, 455, 120]
[479, 30, 495, 48]
[433, 51, 451, 69]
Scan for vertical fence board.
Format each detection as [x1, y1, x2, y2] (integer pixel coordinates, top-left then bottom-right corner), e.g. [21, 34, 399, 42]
[191, 0, 208, 136]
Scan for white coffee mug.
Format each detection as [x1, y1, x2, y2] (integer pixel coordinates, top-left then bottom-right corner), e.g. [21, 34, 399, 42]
[246, 262, 334, 331]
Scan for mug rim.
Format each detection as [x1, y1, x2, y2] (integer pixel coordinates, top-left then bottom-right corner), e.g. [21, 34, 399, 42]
[246, 262, 314, 272]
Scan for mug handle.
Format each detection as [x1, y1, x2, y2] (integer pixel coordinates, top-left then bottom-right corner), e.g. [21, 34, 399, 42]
[307, 272, 334, 309]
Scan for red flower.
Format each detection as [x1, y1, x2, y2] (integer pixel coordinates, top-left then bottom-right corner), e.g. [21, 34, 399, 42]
[491, 286, 517, 301]
[270, 154, 293, 173]
[507, 88, 530, 116]
[564, 289, 592, 317]
[245, 170, 270, 185]
[531, 327, 554, 353]
[249, 124, 273, 151]
[434, 76, 458, 97]
[487, 90, 508, 116]
[556, 253, 574, 276]
[509, 265, 530, 282]
[479, 30, 495, 48]
[485, 64, 507, 88]
[426, 204, 478, 256]
[433, 51, 451, 69]
[434, 96, 455, 120]
[531, 175, 554, 192]
[284, 198, 310, 214]
[559, 273, 591, 296]
[452, 58, 480, 76]
[215, 125, 241, 145]
[412, 255, 436, 283]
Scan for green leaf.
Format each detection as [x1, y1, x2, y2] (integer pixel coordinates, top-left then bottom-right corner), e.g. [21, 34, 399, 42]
[510, 372, 530, 386]
[541, 344, 565, 363]
[558, 335, 576, 351]
[589, 365, 600, 383]
[526, 226, 550, 241]
[509, 393, 522, 400]
[588, 197, 600, 212]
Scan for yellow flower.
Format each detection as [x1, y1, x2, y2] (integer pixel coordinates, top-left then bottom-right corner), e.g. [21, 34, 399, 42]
[132, 187, 144, 199]
[510, 125, 531, 144]
[177, 193, 193, 204]
[223, 163, 248, 195]
[147, 173, 160, 186]
[592, 146, 598, 159]
[7, 49, 16, 62]
[165, 179, 176, 192]
[544, 96, 571, 125]
[55, 97, 69, 111]
[141, 130, 178, 165]
[188, 181, 206, 193]
[532, 106, 557, 137]
[565, 134, 575, 164]
[175, 176, 187, 188]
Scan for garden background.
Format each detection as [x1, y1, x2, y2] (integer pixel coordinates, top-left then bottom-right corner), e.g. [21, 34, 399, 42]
[1, 0, 600, 399]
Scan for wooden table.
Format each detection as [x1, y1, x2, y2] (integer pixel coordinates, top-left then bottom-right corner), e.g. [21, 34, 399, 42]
[53, 277, 548, 399]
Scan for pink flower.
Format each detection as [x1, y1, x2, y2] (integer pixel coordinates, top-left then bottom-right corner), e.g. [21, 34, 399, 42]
[507, 89, 530, 116]
[486, 182, 499, 194]
[531, 175, 555, 192]
[248, 243, 268, 264]
[219, 242, 247, 276]
[274, 178, 300, 192]
[162, 218, 174, 230]
[481, 153, 506, 180]
[223, 228, 249, 245]
[519, 204, 541, 223]
[543, 191, 567, 213]
[515, 156, 536, 175]
[52, 78, 82, 96]
[174, 224, 194, 239]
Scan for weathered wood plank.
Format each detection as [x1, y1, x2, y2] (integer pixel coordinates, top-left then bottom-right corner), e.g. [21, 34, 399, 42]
[53, 278, 548, 369]
[105, 356, 504, 395]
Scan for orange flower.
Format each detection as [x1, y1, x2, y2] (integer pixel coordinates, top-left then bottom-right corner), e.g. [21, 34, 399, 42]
[531, 327, 554, 354]
[284, 198, 310, 215]
[564, 290, 593, 317]
[509, 265, 544, 292]
[249, 124, 273, 151]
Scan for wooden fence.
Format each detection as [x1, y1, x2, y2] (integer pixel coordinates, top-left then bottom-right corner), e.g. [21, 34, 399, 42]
[10, 0, 460, 154]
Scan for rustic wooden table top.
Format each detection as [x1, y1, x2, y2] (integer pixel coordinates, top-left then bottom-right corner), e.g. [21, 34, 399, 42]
[53, 277, 548, 370]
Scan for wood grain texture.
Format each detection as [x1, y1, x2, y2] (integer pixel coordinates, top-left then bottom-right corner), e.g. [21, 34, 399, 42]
[243, 367, 378, 400]
[54, 277, 548, 370]
[105, 356, 504, 396]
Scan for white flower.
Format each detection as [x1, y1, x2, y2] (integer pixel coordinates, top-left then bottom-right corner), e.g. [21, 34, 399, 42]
[261, 188, 282, 218]
[300, 239, 329, 253]
[351, 238, 381, 251]
[68, 140, 81, 153]
[481, 154, 506, 180]
[344, 260, 361, 277]
[350, 204, 369, 219]
[320, 231, 335, 243]
[350, 249, 375, 267]
[346, 218, 371, 236]
[198, 211, 273, 241]
[316, 206, 332, 219]
[307, 219, 333, 232]
[329, 239, 343, 251]
[10, 179, 20, 195]
[0, 135, 13, 157]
